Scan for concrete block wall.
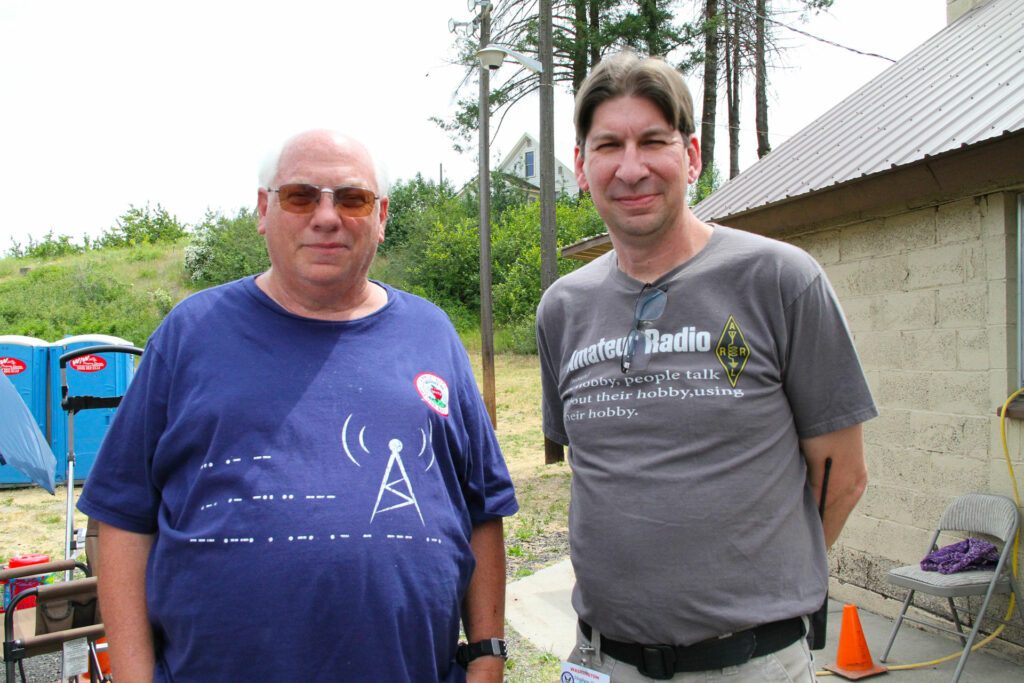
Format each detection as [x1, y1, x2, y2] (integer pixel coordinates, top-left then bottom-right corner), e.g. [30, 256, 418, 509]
[785, 191, 1024, 653]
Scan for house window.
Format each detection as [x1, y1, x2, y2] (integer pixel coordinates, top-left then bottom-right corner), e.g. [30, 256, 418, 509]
[525, 151, 535, 178]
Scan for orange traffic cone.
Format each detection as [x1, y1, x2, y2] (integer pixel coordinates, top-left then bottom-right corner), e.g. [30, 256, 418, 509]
[79, 637, 111, 681]
[823, 604, 888, 679]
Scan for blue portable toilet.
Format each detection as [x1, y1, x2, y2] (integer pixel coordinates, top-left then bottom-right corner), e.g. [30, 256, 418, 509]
[0, 336, 50, 486]
[49, 335, 137, 484]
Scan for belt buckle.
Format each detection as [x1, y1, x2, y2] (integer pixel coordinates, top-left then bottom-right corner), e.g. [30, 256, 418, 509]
[638, 644, 676, 680]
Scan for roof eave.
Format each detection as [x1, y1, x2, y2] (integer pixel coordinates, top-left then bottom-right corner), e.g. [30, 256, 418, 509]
[697, 128, 1024, 235]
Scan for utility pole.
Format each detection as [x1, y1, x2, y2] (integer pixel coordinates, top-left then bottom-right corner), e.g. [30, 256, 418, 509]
[539, 0, 563, 464]
[476, 2, 497, 427]
[539, 0, 557, 294]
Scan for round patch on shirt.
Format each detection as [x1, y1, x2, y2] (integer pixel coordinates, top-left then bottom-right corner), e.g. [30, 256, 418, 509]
[415, 372, 450, 417]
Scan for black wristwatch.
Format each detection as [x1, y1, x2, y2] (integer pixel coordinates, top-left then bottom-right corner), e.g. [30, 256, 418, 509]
[456, 638, 508, 667]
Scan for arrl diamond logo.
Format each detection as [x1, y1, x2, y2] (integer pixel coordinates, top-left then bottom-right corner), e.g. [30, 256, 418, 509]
[715, 316, 750, 387]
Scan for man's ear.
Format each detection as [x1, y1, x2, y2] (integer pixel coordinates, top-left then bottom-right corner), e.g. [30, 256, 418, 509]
[574, 146, 590, 192]
[376, 196, 388, 244]
[257, 189, 270, 235]
[686, 134, 702, 185]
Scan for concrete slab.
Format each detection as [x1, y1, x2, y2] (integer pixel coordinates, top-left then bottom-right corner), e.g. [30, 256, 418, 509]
[507, 559, 1023, 681]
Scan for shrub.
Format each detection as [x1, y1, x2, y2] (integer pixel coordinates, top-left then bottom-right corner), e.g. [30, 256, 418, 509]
[98, 203, 189, 248]
[185, 208, 268, 285]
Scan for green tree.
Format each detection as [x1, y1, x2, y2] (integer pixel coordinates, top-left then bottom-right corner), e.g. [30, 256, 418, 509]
[435, 0, 693, 150]
[7, 230, 85, 259]
[382, 174, 460, 254]
[689, 160, 721, 204]
[98, 202, 189, 248]
[184, 208, 268, 285]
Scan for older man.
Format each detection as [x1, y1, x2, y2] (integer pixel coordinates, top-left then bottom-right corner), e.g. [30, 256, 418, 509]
[78, 130, 517, 682]
[536, 53, 876, 681]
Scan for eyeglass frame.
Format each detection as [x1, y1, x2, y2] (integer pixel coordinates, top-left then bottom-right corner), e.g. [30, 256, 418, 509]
[266, 183, 381, 218]
[621, 284, 668, 374]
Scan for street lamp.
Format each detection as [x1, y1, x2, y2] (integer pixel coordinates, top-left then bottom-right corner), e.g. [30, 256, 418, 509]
[476, 45, 543, 74]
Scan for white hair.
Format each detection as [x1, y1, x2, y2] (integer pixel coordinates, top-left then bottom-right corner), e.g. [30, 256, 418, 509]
[257, 129, 389, 197]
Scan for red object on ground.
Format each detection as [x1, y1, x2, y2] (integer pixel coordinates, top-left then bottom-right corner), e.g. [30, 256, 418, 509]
[8, 553, 50, 610]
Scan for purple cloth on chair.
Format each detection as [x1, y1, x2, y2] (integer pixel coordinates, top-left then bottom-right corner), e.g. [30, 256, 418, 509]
[920, 538, 1000, 574]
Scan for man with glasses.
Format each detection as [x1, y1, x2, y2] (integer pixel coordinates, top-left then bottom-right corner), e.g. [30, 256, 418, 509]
[78, 129, 517, 682]
[536, 53, 876, 681]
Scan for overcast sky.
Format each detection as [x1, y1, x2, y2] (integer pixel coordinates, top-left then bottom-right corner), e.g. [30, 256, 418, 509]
[0, 0, 947, 250]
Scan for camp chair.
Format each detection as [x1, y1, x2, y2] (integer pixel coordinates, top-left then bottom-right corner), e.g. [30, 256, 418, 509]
[1, 554, 106, 683]
[880, 493, 1024, 682]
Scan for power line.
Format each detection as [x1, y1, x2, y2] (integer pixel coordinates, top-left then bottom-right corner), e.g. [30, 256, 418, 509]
[718, 0, 896, 63]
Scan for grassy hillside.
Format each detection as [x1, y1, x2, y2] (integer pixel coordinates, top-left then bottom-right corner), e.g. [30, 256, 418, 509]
[0, 242, 403, 347]
[0, 242, 197, 346]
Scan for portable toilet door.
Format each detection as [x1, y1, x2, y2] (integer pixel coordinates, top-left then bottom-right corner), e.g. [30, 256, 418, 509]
[49, 335, 137, 484]
[0, 336, 50, 486]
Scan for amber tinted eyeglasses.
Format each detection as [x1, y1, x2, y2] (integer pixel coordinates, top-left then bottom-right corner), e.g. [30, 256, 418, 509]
[268, 183, 379, 218]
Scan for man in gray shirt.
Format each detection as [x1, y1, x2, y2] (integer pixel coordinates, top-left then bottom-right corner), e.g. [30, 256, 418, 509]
[536, 53, 876, 682]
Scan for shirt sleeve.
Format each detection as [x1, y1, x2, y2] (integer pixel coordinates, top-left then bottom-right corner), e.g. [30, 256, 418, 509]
[536, 291, 569, 445]
[781, 270, 878, 439]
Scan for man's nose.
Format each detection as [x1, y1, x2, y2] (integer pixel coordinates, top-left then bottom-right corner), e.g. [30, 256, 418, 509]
[311, 190, 342, 229]
[614, 143, 649, 185]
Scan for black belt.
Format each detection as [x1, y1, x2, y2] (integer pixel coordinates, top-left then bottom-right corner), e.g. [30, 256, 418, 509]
[579, 617, 805, 680]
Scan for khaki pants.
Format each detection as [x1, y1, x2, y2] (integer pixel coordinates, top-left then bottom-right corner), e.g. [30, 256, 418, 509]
[567, 621, 817, 682]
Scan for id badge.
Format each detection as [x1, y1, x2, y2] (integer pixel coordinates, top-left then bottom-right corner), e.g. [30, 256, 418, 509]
[560, 660, 610, 683]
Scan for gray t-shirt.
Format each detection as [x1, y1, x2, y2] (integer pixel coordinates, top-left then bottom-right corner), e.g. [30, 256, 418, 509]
[537, 225, 877, 646]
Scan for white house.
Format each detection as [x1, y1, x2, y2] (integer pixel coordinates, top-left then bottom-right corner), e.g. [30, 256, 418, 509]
[495, 133, 578, 198]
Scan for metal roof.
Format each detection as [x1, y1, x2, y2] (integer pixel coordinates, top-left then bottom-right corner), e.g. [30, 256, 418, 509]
[694, 0, 1024, 223]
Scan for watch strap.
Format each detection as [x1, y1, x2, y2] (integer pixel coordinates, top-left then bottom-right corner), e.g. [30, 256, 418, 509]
[456, 638, 508, 667]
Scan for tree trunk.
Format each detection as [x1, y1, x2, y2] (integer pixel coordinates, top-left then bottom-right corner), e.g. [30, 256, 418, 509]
[699, 0, 718, 183]
[726, 3, 741, 178]
[589, 0, 601, 67]
[573, 0, 589, 93]
[755, 0, 770, 158]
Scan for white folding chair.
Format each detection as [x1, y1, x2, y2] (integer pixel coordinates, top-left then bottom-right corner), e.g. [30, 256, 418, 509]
[880, 493, 1023, 682]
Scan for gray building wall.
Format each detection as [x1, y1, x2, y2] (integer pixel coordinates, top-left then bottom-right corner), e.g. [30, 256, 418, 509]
[776, 191, 1024, 655]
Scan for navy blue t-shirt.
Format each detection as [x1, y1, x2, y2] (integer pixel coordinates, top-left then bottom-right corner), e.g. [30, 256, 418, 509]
[78, 277, 518, 682]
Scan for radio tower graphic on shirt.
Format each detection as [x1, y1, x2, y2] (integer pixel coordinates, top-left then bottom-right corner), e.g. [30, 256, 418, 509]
[370, 439, 425, 525]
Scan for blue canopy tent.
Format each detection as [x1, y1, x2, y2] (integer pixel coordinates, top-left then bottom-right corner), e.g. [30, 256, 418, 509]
[0, 372, 56, 493]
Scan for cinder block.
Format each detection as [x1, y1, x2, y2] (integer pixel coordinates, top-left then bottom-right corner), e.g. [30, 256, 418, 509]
[925, 371, 990, 414]
[900, 329, 957, 370]
[829, 255, 910, 297]
[841, 217, 924, 261]
[965, 241, 988, 282]
[790, 229, 840, 265]
[870, 290, 937, 331]
[987, 324, 1012, 372]
[907, 244, 967, 289]
[936, 198, 983, 243]
[987, 280, 1013, 329]
[841, 294, 874, 332]
[956, 328, 988, 371]
[855, 331, 904, 370]
[872, 371, 932, 410]
[936, 283, 988, 328]
[985, 234, 1013, 281]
